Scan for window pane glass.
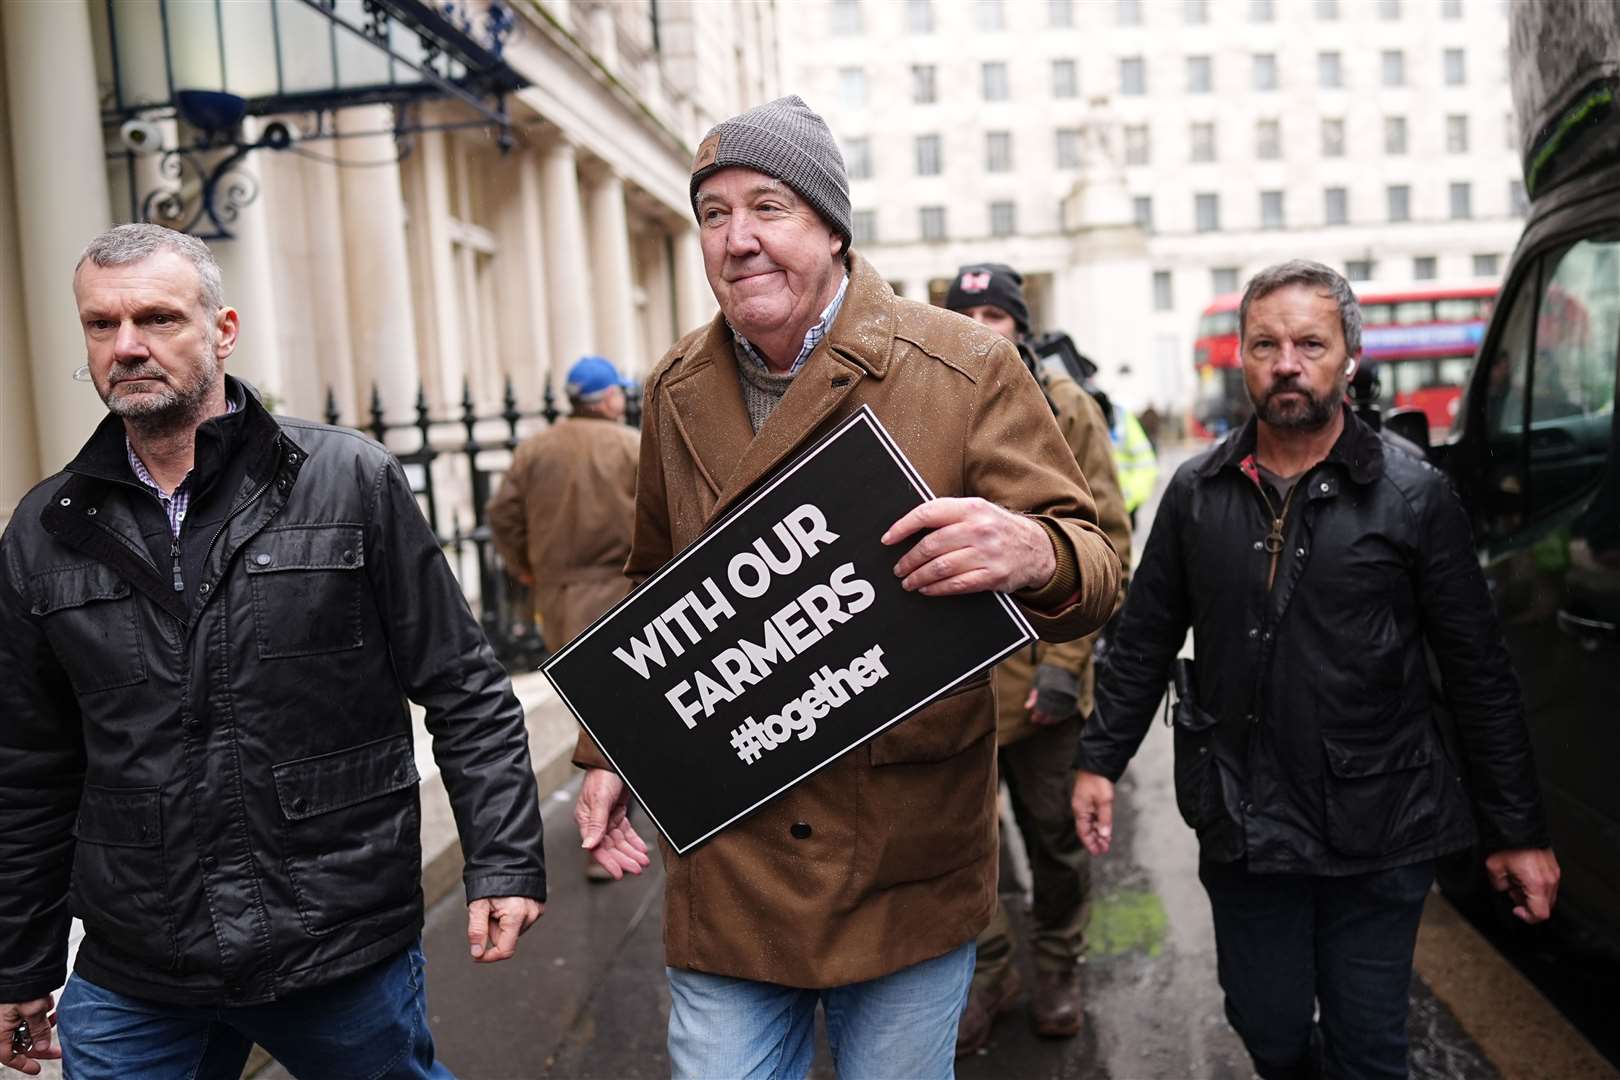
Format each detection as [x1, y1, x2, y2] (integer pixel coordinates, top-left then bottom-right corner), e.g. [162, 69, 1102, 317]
[1120, 57, 1146, 94]
[1395, 300, 1435, 324]
[1053, 59, 1078, 98]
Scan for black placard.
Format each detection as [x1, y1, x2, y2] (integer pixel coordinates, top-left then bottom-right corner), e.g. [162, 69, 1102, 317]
[542, 406, 1035, 853]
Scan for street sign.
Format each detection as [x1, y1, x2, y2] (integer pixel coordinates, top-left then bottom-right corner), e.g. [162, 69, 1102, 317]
[542, 406, 1035, 853]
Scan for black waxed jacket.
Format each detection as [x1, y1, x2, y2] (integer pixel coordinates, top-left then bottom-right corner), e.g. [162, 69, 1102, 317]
[0, 380, 545, 1005]
[1079, 409, 1550, 875]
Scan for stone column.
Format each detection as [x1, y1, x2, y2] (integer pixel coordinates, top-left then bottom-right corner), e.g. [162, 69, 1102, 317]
[2, 0, 112, 475]
[584, 167, 639, 373]
[0, 32, 38, 523]
[672, 226, 713, 335]
[538, 139, 594, 398]
[336, 104, 421, 426]
[205, 117, 284, 403]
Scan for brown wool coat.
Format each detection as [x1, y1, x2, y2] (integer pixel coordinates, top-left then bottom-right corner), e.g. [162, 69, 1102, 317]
[573, 253, 1121, 988]
[993, 373, 1133, 746]
[487, 416, 639, 647]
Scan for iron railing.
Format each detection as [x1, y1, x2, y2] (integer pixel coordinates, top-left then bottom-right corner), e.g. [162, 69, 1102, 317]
[324, 377, 642, 671]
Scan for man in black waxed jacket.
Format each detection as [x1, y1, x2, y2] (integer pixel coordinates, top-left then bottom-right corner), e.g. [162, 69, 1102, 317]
[1072, 260, 1559, 1080]
[0, 225, 544, 1079]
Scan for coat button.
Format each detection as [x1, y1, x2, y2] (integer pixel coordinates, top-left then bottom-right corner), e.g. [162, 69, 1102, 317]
[1247, 628, 1258, 639]
[254, 552, 272, 566]
[790, 822, 812, 840]
[341, 549, 355, 564]
[286, 452, 299, 464]
[201, 855, 217, 871]
[1319, 482, 1330, 493]
[1253, 540, 1262, 550]
[1295, 547, 1306, 557]
[291, 797, 307, 813]
[198, 582, 211, 594]
[58, 497, 71, 507]
[1241, 801, 1254, 814]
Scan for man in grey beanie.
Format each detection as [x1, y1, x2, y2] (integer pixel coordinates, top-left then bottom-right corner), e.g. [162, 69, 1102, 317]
[571, 95, 1121, 1079]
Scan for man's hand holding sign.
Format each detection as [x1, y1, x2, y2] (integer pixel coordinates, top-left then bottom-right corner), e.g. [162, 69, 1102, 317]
[884, 497, 1059, 596]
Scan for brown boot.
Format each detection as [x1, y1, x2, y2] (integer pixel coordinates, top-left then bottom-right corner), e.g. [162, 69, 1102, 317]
[955, 967, 1022, 1056]
[1030, 967, 1084, 1038]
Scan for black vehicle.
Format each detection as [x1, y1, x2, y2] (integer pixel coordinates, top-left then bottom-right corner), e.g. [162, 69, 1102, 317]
[1408, 0, 1619, 956]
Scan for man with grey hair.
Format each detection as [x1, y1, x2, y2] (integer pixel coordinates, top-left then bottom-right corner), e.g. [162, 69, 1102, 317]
[571, 95, 1121, 1078]
[1072, 259, 1559, 1079]
[0, 223, 547, 1077]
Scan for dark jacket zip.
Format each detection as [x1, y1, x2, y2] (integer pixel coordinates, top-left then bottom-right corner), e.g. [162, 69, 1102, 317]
[1255, 479, 1301, 592]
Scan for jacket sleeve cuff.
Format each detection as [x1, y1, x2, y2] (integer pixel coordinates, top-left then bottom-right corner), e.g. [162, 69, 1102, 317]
[571, 729, 614, 772]
[464, 872, 548, 905]
[1014, 517, 1079, 611]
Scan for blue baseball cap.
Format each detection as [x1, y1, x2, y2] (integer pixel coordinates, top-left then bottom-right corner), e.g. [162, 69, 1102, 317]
[565, 356, 631, 400]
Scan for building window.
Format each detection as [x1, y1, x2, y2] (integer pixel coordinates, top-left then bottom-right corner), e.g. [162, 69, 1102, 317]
[1444, 48, 1467, 85]
[1505, 111, 1518, 150]
[1185, 55, 1214, 94]
[1414, 255, 1437, 280]
[1509, 179, 1528, 215]
[1253, 53, 1278, 91]
[1256, 119, 1281, 160]
[1250, 0, 1274, 22]
[1381, 50, 1405, 87]
[990, 200, 1017, 237]
[1346, 259, 1374, 282]
[830, 0, 862, 35]
[1124, 124, 1151, 165]
[1384, 116, 1408, 155]
[1260, 190, 1285, 229]
[985, 131, 1013, 173]
[982, 61, 1010, 101]
[1387, 184, 1411, 222]
[837, 67, 867, 108]
[1153, 270, 1174, 311]
[1318, 51, 1342, 89]
[1184, 0, 1209, 23]
[914, 134, 942, 176]
[975, 0, 1005, 31]
[919, 205, 947, 241]
[907, 0, 933, 33]
[1378, 0, 1401, 19]
[1324, 186, 1348, 225]
[1190, 122, 1216, 163]
[1056, 128, 1083, 168]
[1443, 0, 1463, 17]
[912, 64, 937, 104]
[1212, 266, 1240, 294]
[1446, 114, 1469, 153]
[1322, 117, 1346, 157]
[1053, 59, 1078, 98]
[1117, 0, 1142, 25]
[1133, 195, 1154, 232]
[1049, 0, 1074, 27]
[1120, 56, 1146, 95]
[846, 138, 872, 180]
[1316, 0, 1339, 18]
[1473, 252, 1500, 277]
[1449, 181, 1472, 219]
[1195, 192, 1220, 232]
[852, 210, 877, 245]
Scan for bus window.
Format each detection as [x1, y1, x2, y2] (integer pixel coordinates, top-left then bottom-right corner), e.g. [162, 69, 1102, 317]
[1361, 303, 1392, 325]
[1436, 297, 1483, 321]
[1394, 301, 1435, 325]
[1198, 310, 1239, 338]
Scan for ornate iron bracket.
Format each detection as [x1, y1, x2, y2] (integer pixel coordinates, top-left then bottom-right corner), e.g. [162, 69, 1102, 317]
[140, 123, 294, 241]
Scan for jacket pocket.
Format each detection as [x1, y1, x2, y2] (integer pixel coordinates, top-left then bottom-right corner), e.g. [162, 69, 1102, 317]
[1172, 699, 1223, 830]
[273, 734, 422, 936]
[1321, 723, 1439, 858]
[29, 563, 146, 694]
[246, 525, 366, 659]
[70, 785, 178, 971]
[868, 676, 995, 765]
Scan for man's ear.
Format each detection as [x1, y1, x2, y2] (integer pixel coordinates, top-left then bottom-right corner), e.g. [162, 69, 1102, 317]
[214, 306, 240, 360]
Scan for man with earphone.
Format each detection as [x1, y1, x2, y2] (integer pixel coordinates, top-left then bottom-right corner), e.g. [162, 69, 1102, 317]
[1072, 260, 1559, 1080]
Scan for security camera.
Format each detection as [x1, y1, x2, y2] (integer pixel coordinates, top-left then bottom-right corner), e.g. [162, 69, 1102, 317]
[119, 118, 164, 155]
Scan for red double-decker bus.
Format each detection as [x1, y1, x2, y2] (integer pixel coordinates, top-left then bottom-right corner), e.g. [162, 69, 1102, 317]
[1191, 284, 1497, 439]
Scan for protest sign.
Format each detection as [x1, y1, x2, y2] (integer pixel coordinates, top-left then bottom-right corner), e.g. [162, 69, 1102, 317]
[542, 406, 1035, 853]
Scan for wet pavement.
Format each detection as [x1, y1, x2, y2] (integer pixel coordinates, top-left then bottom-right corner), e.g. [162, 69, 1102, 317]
[408, 443, 1514, 1080]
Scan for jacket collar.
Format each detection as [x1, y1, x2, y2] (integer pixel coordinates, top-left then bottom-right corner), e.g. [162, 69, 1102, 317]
[663, 252, 900, 517]
[1196, 405, 1384, 487]
[65, 376, 283, 492]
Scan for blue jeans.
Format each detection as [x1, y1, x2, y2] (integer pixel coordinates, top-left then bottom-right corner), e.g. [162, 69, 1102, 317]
[1199, 859, 1436, 1080]
[56, 941, 453, 1080]
[666, 942, 975, 1080]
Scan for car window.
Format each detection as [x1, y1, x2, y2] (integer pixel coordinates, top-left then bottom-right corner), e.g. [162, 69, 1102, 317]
[1527, 235, 1619, 516]
[1475, 263, 1539, 539]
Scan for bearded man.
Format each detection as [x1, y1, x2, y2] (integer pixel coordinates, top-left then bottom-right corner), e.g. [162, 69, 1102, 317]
[1072, 260, 1559, 1080]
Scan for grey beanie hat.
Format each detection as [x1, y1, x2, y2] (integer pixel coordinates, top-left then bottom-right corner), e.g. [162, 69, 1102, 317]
[689, 95, 852, 248]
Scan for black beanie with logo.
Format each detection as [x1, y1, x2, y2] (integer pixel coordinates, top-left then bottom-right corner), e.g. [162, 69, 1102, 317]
[944, 263, 1031, 335]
